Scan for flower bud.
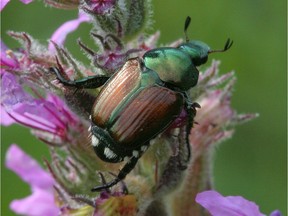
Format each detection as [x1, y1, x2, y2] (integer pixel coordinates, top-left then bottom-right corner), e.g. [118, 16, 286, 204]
[81, 0, 152, 40]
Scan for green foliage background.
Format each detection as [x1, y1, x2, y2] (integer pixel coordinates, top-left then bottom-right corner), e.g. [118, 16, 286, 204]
[1, 0, 286, 215]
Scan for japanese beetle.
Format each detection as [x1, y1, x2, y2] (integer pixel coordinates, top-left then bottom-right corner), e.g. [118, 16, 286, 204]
[50, 16, 233, 191]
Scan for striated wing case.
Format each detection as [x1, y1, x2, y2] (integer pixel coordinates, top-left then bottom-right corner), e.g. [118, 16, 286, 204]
[91, 58, 184, 148]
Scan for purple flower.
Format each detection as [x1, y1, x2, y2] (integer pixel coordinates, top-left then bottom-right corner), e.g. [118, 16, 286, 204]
[6, 144, 59, 216]
[83, 0, 117, 15]
[48, 12, 91, 53]
[1, 40, 19, 69]
[196, 190, 282, 216]
[189, 87, 235, 158]
[1, 72, 83, 145]
[188, 61, 258, 156]
[94, 47, 136, 72]
[78, 33, 141, 73]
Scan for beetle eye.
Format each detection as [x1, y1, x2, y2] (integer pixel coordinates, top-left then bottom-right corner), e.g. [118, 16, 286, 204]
[193, 55, 208, 66]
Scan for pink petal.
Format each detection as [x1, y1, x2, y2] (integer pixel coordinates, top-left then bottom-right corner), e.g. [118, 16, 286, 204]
[46, 93, 78, 122]
[196, 190, 265, 216]
[48, 12, 91, 52]
[1, 72, 79, 137]
[0, 105, 15, 126]
[0, 0, 9, 11]
[1, 0, 33, 11]
[1, 41, 19, 68]
[6, 144, 54, 189]
[270, 210, 282, 216]
[20, 0, 33, 4]
[10, 187, 59, 216]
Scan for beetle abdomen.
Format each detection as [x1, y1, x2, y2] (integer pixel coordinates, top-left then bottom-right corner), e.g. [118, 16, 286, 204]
[110, 86, 184, 147]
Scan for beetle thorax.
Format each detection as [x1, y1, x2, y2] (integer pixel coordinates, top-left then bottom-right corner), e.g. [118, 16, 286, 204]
[143, 47, 199, 91]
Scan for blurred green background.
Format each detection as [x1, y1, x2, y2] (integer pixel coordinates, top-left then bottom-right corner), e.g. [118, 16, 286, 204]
[1, 0, 286, 215]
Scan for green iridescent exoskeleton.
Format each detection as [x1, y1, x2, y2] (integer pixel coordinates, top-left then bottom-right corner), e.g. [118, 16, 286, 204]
[143, 48, 199, 91]
[50, 16, 233, 192]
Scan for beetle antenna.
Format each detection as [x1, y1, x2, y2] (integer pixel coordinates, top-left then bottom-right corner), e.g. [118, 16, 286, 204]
[209, 38, 234, 54]
[184, 16, 191, 42]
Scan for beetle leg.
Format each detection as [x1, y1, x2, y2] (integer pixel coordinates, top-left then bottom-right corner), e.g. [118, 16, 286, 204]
[98, 171, 111, 193]
[183, 101, 201, 163]
[91, 152, 143, 192]
[108, 172, 129, 194]
[49, 67, 110, 89]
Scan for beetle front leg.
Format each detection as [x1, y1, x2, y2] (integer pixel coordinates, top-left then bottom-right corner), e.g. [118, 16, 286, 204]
[49, 67, 109, 89]
[91, 154, 141, 192]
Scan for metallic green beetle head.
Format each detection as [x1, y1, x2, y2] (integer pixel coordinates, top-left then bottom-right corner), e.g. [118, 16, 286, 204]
[178, 40, 210, 66]
[143, 16, 233, 92]
[180, 16, 233, 67]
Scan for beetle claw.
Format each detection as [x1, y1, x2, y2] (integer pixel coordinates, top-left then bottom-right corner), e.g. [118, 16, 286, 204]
[92, 172, 129, 194]
[98, 172, 111, 193]
[108, 172, 129, 194]
[91, 178, 120, 192]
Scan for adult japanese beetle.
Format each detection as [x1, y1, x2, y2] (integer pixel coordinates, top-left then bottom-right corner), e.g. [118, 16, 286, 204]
[50, 16, 233, 191]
